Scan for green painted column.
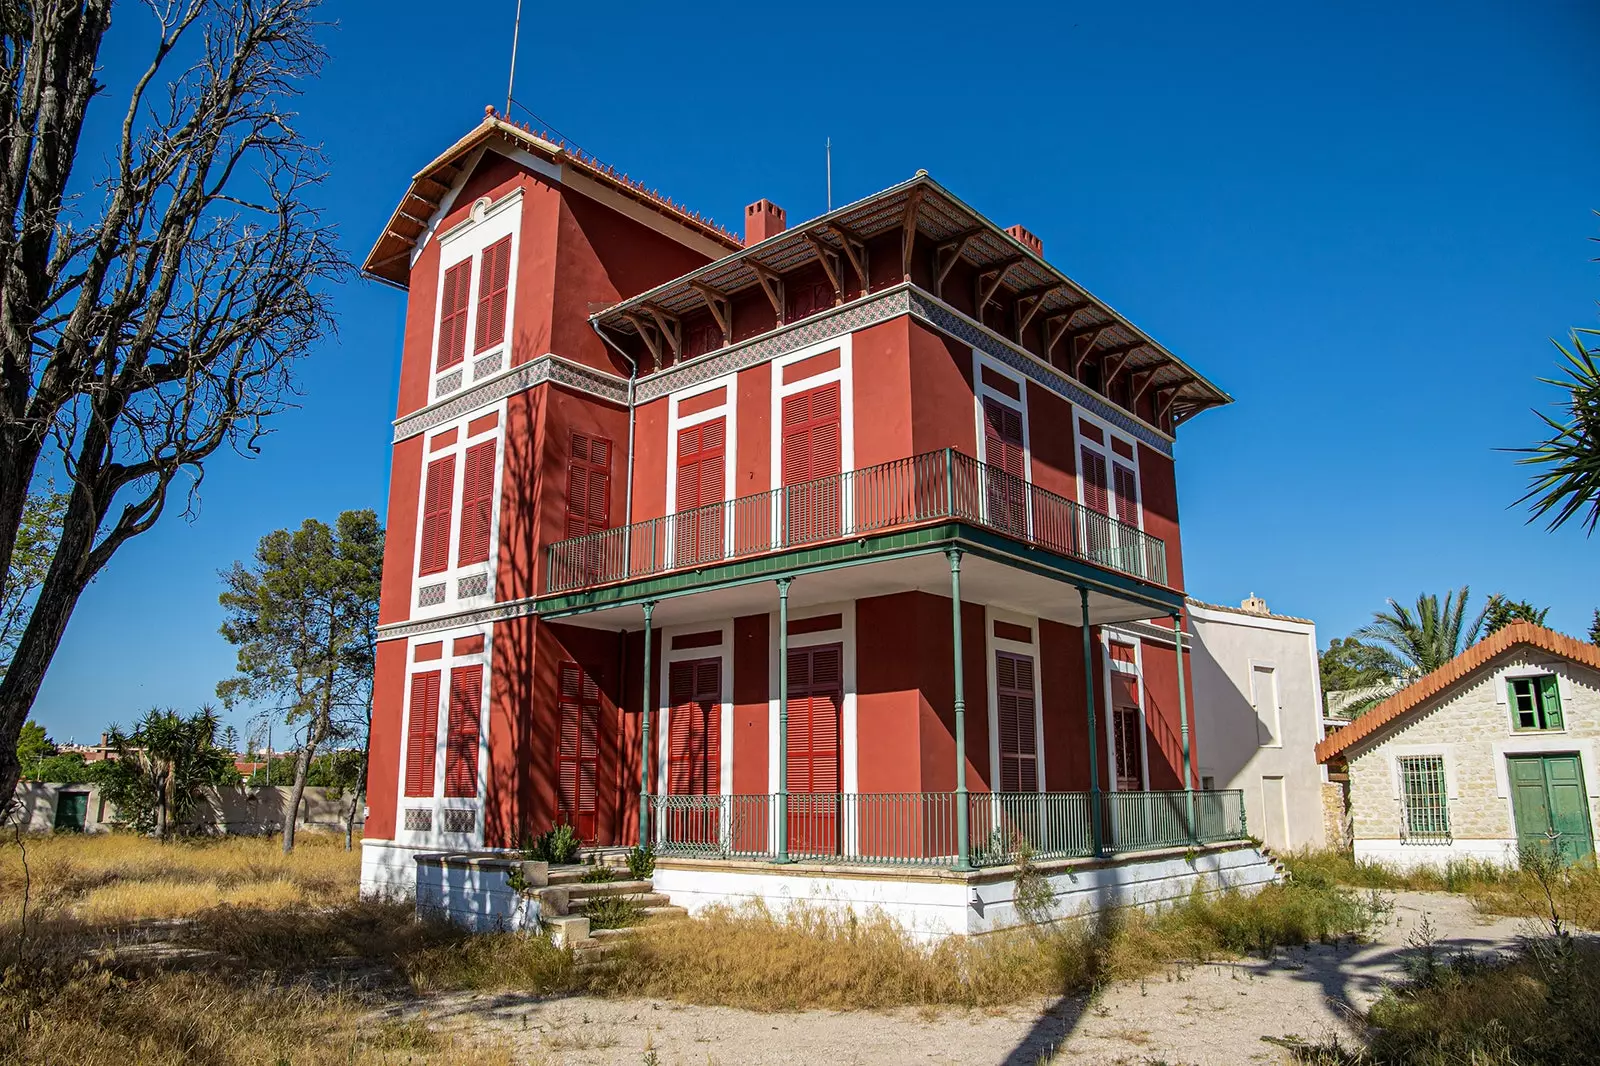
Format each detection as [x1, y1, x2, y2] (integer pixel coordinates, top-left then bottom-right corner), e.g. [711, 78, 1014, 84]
[948, 548, 971, 871]
[775, 577, 792, 863]
[638, 600, 656, 848]
[1173, 609, 1195, 842]
[1081, 587, 1104, 857]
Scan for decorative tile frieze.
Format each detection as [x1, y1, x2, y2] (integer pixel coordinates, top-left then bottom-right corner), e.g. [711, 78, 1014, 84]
[457, 573, 489, 598]
[434, 368, 463, 398]
[441, 808, 476, 833]
[473, 351, 502, 379]
[403, 808, 432, 832]
[395, 354, 630, 442]
[417, 582, 446, 608]
[379, 596, 541, 641]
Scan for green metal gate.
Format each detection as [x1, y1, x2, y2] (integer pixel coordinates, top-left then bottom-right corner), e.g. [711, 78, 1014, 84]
[53, 791, 88, 832]
[1508, 754, 1594, 864]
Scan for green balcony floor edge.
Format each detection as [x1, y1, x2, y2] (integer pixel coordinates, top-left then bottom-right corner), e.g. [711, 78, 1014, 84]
[535, 522, 1183, 619]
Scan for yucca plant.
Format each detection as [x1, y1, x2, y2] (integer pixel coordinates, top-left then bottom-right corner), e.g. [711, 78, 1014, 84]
[1515, 327, 1600, 534]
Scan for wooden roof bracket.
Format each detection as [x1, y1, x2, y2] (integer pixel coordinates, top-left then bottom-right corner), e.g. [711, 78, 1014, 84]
[826, 223, 870, 293]
[900, 188, 925, 279]
[1101, 345, 1140, 389]
[932, 226, 983, 299]
[688, 282, 733, 344]
[1157, 378, 1194, 421]
[1043, 305, 1088, 365]
[644, 305, 681, 363]
[622, 312, 663, 371]
[804, 233, 845, 303]
[976, 256, 1023, 312]
[748, 261, 786, 319]
[1013, 284, 1061, 343]
[1129, 368, 1159, 407]
[1072, 327, 1113, 376]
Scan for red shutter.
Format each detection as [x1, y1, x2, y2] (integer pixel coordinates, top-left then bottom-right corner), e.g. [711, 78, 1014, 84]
[996, 652, 1038, 793]
[982, 398, 1027, 534]
[674, 419, 725, 564]
[781, 383, 842, 543]
[418, 455, 456, 576]
[1112, 462, 1138, 526]
[404, 671, 441, 797]
[456, 440, 497, 566]
[557, 662, 601, 839]
[444, 664, 483, 797]
[436, 261, 471, 371]
[786, 644, 842, 795]
[474, 236, 512, 354]
[668, 658, 721, 796]
[1081, 446, 1109, 515]
[565, 433, 612, 538]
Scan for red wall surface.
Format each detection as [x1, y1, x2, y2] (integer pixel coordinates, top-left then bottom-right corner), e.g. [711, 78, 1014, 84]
[908, 321, 977, 456]
[1138, 443, 1184, 591]
[378, 435, 423, 626]
[363, 639, 408, 841]
[731, 613, 771, 795]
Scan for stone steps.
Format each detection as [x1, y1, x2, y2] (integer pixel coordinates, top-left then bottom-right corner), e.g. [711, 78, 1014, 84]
[569, 891, 671, 911]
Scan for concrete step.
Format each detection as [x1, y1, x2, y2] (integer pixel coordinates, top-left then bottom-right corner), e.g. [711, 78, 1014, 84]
[563, 878, 654, 898]
[570, 891, 670, 911]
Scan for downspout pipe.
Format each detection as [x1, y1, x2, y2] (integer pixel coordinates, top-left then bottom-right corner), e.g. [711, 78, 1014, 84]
[589, 319, 639, 529]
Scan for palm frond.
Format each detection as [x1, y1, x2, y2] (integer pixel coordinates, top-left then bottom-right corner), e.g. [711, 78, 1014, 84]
[1512, 329, 1600, 534]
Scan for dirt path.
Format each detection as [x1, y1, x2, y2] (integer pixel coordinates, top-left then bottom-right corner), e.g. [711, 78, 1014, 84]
[413, 892, 1533, 1066]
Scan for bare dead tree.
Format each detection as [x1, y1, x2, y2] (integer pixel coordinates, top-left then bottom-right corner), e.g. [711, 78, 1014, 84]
[0, 0, 345, 802]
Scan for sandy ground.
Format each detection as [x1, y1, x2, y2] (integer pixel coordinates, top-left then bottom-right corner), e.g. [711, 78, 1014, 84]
[413, 891, 1535, 1066]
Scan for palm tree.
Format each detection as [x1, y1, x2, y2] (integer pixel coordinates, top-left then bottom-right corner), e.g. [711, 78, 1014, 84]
[1515, 327, 1600, 534]
[1356, 587, 1489, 679]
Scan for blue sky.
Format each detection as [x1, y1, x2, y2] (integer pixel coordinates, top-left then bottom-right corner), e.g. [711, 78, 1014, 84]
[25, 1, 1600, 744]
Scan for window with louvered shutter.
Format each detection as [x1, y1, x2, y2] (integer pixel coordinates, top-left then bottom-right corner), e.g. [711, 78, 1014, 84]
[786, 644, 842, 795]
[982, 398, 1027, 535]
[1081, 447, 1109, 514]
[675, 419, 725, 564]
[565, 434, 612, 538]
[1112, 462, 1138, 527]
[456, 440, 496, 566]
[1111, 675, 1143, 791]
[996, 651, 1038, 793]
[444, 665, 482, 797]
[474, 236, 512, 354]
[418, 455, 456, 576]
[404, 671, 441, 798]
[668, 659, 721, 796]
[781, 383, 842, 544]
[557, 662, 601, 839]
[436, 261, 471, 371]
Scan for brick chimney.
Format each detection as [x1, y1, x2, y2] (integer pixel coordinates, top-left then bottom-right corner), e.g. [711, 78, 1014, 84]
[745, 199, 786, 245]
[1005, 224, 1043, 257]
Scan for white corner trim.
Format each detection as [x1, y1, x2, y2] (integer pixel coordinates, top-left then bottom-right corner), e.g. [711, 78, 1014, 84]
[983, 607, 1045, 792]
[768, 333, 855, 493]
[665, 372, 739, 557]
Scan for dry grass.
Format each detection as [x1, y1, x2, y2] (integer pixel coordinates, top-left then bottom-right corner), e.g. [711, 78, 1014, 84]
[1284, 848, 1600, 929]
[0, 830, 359, 926]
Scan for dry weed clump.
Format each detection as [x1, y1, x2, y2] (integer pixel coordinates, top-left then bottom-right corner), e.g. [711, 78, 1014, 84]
[0, 831, 360, 926]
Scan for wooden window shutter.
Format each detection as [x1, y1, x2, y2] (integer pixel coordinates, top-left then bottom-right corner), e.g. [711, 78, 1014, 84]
[557, 662, 601, 838]
[565, 433, 612, 538]
[1538, 675, 1563, 730]
[474, 236, 512, 354]
[404, 671, 441, 797]
[444, 664, 483, 797]
[996, 652, 1038, 793]
[457, 440, 497, 566]
[781, 384, 842, 543]
[674, 420, 725, 563]
[419, 455, 456, 576]
[437, 261, 471, 371]
[1112, 462, 1138, 526]
[1081, 446, 1109, 515]
[667, 659, 721, 797]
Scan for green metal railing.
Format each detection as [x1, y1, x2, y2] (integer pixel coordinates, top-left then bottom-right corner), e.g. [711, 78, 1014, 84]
[651, 789, 1246, 868]
[545, 449, 1167, 593]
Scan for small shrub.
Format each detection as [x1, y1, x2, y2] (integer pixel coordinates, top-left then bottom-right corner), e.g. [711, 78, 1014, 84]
[626, 845, 655, 881]
[584, 894, 642, 931]
[579, 864, 615, 884]
[521, 823, 582, 865]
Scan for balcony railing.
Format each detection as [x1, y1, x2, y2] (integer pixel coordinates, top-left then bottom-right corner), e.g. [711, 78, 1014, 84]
[545, 449, 1168, 594]
[650, 789, 1246, 868]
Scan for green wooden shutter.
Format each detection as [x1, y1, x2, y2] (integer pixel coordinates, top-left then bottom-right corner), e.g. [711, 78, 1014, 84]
[1538, 675, 1563, 730]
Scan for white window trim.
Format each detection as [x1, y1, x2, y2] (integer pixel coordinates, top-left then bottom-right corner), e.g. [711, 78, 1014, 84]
[410, 397, 507, 619]
[1384, 745, 1459, 802]
[971, 351, 1035, 533]
[769, 332, 855, 488]
[766, 601, 857, 799]
[395, 626, 493, 848]
[665, 373, 738, 568]
[1100, 632, 1150, 792]
[1072, 406, 1144, 531]
[984, 608, 1046, 792]
[656, 620, 736, 799]
[428, 190, 523, 400]
[1496, 662, 1573, 735]
[1249, 658, 1284, 749]
[1490, 738, 1600, 802]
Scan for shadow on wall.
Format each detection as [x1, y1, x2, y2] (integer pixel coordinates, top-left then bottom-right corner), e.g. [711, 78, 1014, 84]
[1187, 627, 1268, 789]
[5, 783, 365, 835]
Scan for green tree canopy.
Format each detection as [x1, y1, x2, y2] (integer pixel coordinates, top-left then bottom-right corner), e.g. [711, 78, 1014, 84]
[1, 490, 67, 677]
[1357, 587, 1489, 679]
[97, 707, 236, 837]
[1589, 609, 1600, 647]
[14, 717, 52, 775]
[1319, 637, 1393, 694]
[217, 510, 383, 852]
[1481, 594, 1551, 636]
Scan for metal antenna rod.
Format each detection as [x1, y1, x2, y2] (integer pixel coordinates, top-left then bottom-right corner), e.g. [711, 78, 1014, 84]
[826, 137, 833, 210]
[505, 0, 523, 117]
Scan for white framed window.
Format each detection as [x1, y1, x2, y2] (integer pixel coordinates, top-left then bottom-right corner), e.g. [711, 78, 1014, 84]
[429, 191, 522, 401]
[412, 399, 506, 616]
[1250, 661, 1281, 748]
[397, 627, 492, 846]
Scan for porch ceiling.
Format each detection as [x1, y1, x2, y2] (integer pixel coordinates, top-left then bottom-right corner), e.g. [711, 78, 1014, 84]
[543, 548, 1174, 633]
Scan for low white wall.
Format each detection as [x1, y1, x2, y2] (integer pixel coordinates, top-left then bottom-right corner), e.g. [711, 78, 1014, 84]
[413, 853, 526, 933]
[1354, 838, 1519, 871]
[653, 843, 1279, 939]
[361, 838, 433, 900]
[7, 782, 363, 835]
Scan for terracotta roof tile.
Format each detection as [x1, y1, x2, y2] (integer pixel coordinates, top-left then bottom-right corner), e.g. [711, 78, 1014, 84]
[1315, 622, 1600, 762]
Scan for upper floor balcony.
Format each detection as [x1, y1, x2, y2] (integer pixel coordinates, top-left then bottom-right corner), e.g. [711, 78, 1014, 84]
[543, 448, 1166, 597]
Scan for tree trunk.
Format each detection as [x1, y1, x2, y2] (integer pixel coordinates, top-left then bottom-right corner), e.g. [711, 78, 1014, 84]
[345, 749, 367, 852]
[282, 730, 315, 855]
